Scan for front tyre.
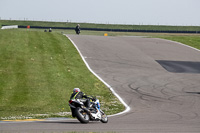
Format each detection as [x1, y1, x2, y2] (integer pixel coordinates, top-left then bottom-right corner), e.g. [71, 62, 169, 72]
[101, 114, 108, 123]
[75, 107, 90, 123]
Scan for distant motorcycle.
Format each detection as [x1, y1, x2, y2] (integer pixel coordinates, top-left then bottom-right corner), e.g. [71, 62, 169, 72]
[75, 30, 80, 35]
[69, 98, 108, 123]
[75, 25, 80, 35]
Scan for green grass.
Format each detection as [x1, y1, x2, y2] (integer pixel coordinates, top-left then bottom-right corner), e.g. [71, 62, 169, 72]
[154, 35, 200, 50]
[1, 20, 200, 31]
[0, 29, 124, 120]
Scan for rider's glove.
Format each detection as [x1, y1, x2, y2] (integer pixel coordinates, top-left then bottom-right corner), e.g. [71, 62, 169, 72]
[92, 97, 96, 101]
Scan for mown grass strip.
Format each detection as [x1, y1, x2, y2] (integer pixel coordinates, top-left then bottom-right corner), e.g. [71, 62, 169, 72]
[1, 20, 200, 32]
[154, 35, 200, 50]
[0, 29, 124, 120]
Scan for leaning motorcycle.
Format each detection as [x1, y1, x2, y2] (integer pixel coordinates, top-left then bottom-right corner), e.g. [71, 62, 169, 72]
[69, 98, 108, 123]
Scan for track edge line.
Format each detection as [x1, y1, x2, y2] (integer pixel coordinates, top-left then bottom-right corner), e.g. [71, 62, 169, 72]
[65, 35, 130, 117]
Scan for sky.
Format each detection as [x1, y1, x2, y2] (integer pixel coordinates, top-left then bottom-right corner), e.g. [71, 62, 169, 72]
[0, 0, 200, 26]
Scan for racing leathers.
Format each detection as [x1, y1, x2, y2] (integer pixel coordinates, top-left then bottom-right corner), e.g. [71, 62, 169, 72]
[70, 91, 92, 108]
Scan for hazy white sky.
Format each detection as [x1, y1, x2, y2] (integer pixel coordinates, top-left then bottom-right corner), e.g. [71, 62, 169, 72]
[0, 0, 199, 25]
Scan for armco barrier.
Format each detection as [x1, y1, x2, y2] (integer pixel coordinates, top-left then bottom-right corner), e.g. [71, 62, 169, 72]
[2, 25, 200, 34]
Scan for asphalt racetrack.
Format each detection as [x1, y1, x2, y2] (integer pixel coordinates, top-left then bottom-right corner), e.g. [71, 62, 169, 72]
[1, 35, 200, 133]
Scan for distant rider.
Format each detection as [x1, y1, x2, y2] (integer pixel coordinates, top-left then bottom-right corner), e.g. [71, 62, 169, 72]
[75, 24, 81, 35]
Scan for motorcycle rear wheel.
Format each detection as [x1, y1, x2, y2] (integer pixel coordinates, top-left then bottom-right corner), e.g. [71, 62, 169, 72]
[75, 107, 90, 123]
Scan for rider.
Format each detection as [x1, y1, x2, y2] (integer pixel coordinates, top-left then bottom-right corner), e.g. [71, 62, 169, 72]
[75, 24, 80, 34]
[70, 88, 94, 108]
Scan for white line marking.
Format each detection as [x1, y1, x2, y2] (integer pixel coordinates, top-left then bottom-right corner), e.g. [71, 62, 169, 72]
[65, 35, 130, 117]
[157, 38, 200, 52]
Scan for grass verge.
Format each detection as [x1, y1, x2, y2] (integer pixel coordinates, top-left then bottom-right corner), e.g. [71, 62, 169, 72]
[154, 35, 200, 50]
[1, 20, 200, 32]
[0, 29, 124, 120]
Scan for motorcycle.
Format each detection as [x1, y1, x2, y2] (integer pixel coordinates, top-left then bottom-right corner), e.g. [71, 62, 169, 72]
[75, 30, 80, 35]
[69, 98, 108, 123]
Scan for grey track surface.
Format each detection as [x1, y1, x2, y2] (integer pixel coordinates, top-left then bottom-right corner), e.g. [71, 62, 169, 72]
[1, 35, 200, 133]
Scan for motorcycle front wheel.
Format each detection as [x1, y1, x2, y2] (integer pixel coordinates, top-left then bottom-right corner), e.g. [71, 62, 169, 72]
[75, 107, 90, 123]
[101, 114, 108, 123]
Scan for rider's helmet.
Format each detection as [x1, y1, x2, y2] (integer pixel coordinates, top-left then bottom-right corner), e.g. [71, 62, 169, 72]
[73, 88, 80, 93]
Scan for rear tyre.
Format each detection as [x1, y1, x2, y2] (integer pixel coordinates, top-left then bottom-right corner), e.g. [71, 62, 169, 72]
[75, 107, 90, 123]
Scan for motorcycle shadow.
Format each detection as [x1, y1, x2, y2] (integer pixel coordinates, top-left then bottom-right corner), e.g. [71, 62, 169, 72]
[39, 120, 100, 124]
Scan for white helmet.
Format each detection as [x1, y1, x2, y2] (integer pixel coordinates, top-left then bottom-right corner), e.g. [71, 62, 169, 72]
[73, 88, 80, 93]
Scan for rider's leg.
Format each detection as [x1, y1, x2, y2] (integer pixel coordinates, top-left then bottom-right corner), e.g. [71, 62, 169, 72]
[85, 99, 90, 108]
